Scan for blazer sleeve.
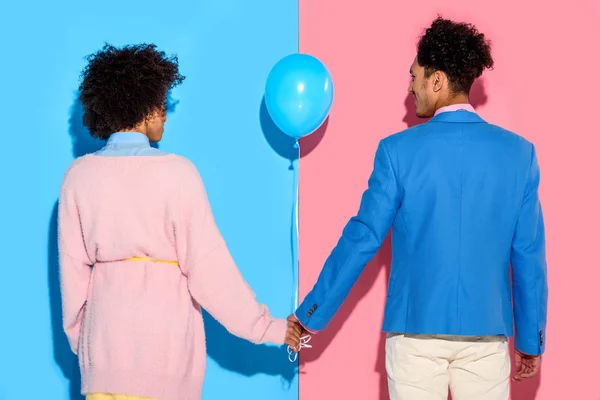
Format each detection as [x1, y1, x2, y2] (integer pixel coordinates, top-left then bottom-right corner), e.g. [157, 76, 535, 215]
[295, 139, 403, 331]
[511, 144, 548, 355]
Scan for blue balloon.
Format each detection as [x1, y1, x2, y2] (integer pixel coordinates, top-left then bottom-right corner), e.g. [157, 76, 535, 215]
[265, 53, 334, 139]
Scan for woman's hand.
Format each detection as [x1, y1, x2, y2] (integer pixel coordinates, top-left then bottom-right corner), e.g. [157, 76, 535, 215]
[284, 315, 303, 351]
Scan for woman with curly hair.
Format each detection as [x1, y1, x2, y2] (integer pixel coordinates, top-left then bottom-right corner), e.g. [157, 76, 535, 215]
[58, 43, 302, 400]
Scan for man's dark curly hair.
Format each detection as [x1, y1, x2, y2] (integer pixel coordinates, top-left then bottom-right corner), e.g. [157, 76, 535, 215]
[78, 43, 185, 140]
[417, 17, 493, 95]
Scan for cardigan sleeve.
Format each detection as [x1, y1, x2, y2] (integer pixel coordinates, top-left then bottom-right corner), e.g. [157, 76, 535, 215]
[58, 171, 93, 354]
[174, 159, 287, 345]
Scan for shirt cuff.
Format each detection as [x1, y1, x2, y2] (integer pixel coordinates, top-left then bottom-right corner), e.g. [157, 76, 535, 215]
[294, 313, 318, 334]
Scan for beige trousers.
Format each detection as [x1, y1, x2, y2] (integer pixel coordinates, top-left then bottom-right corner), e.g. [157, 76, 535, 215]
[386, 334, 510, 400]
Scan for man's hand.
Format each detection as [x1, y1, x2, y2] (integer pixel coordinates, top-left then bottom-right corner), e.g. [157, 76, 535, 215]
[284, 314, 303, 352]
[513, 349, 542, 381]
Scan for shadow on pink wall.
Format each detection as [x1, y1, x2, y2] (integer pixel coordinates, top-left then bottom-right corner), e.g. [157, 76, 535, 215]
[300, 78, 541, 400]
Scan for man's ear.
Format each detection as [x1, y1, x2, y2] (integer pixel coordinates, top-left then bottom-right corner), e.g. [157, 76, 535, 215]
[432, 70, 446, 93]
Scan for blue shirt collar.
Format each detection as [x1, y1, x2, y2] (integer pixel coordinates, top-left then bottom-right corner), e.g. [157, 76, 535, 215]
[107, 131, 150, 146]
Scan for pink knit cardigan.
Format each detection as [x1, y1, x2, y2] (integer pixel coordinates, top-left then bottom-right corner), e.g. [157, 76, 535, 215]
[58, 154, 287, 399]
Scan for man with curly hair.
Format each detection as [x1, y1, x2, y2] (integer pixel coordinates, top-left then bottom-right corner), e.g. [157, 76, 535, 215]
[291, 17, 547, 399]
[58, 43, 303, 400]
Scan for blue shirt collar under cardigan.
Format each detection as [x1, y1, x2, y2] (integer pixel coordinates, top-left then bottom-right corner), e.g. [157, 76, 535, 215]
[107, 131, 151, 146]
[95, 131, 166, 156]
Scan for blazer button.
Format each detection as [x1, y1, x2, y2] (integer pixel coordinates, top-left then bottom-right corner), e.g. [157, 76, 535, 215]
[306, 311, 311, 317]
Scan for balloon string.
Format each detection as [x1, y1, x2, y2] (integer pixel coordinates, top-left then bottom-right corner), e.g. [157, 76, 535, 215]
[287, 140, 301, 364]
[292, 140, 300, 311]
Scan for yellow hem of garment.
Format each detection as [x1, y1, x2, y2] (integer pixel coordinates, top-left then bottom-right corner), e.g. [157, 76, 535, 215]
[125, 256, 178, 266]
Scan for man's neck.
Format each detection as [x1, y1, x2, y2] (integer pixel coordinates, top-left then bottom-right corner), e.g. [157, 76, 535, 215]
[434, 93, 470, 113]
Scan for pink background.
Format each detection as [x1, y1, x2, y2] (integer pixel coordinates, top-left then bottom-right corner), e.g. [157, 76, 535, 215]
[298, 1, 600, 399]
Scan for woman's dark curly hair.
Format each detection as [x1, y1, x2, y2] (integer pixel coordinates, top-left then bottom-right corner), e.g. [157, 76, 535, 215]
[417, 17, 493, 95]
[78, 43, 185, 140]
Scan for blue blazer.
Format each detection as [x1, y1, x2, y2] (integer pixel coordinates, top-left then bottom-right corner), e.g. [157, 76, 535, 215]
[296, 110, 548, 356]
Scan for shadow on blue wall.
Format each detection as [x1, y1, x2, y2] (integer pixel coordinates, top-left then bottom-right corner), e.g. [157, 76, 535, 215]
[48, 93, 296, 399]
[48, 94, 104, 400]
[202, 311, 296, 385]
[49, 204, 82, 400]
[67, 94, 105, 158]
[259, 97, 328, 168]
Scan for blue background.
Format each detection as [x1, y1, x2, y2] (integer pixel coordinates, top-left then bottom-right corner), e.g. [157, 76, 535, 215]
[0, 1, 300, 399]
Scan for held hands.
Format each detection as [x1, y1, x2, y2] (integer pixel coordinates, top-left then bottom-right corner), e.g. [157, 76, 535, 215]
[513, 349, 542, 381]
[285, 314, 312, 356]
[285, 314, 312, 362]
[284, 314, 305, 352]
